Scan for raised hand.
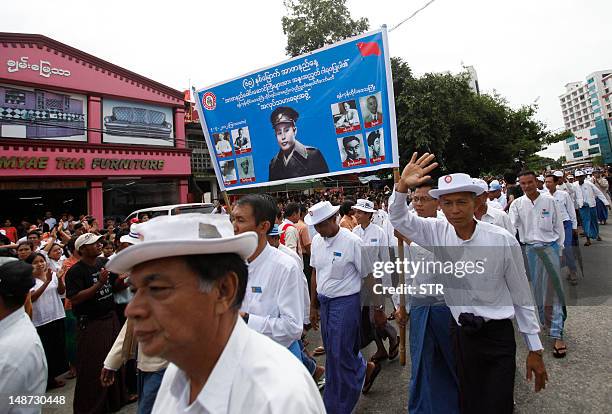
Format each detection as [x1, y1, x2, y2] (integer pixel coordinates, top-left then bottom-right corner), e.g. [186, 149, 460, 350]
[398, 152, 439, 192]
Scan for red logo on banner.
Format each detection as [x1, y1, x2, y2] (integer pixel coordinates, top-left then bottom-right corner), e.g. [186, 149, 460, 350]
[202, 92, 216, 110]
[444, 175, 452, 183]
[357, 42, 381, 57]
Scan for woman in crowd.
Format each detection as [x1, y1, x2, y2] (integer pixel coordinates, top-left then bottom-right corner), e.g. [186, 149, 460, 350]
[57, 237, 80, 378]
[28, 252, 68, 389]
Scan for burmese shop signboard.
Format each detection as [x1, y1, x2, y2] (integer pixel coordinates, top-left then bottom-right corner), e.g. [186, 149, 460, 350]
[193, 27, 399, 190]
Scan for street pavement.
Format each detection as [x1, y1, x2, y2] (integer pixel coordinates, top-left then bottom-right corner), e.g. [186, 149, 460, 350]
[43, 223, 612, 413]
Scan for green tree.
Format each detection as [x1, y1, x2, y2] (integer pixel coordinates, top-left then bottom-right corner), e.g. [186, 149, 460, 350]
[282, 0, 369, 57]
[591, 155, 603, 167]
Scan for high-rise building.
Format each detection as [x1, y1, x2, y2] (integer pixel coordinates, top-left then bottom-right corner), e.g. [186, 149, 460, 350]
[559, 70, 612, 164]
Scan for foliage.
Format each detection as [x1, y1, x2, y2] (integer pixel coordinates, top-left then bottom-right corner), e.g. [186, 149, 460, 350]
[282, 0, 369, 57]
[591, 155, 603, 167]
[525, 154, 561, 172]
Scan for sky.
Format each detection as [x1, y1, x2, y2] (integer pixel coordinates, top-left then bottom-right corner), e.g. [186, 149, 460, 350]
[3, 0, 610, 159]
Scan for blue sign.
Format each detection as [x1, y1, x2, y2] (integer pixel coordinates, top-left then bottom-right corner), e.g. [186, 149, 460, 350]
[194, 27, 398, 190]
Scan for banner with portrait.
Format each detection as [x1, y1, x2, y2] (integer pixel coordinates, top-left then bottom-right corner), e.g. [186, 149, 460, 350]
[193, 27, 398, 190]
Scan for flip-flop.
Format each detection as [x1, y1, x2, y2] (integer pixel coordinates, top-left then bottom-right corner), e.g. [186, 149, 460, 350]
[388, 336, 400, 360]
[362, 363, 381, 394]
[369, 353, 388, 363]
[552, 345, 567, 358]
[313, 346, 326, 357]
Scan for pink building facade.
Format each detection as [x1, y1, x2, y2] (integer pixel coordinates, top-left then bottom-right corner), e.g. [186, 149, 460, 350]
[0, 33, 191, 222]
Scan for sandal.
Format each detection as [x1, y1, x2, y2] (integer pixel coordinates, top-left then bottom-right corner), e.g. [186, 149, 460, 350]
[388, 336, 400, 360]
[313, 346, 326, 357]
[362, 362, 381, 394]
[584, 241, 591, 246]
[387, 312, 396, 321]
[552, 345, 567, 358]
[369, 353, 388, 363]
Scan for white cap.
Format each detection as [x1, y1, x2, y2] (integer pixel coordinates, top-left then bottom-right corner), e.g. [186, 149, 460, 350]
[574, 170, 585, 177]
[472, 178, 489, 193]
[304, 201, 340, 226]
[537, 175, 545, 182]
[75, 233, 103, 251]
[352, 199, 376, 213]
[429, 174, 484, 199]
[106, 214, 257, 274]
[553, 170, 563, 178]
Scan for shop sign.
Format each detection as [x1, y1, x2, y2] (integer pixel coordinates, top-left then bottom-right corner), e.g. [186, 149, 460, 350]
[6, 56, 71, 78]
[0, 156, 165, 170]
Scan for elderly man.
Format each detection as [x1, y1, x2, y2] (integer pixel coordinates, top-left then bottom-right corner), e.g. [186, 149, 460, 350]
[106, 214, 324, 413]
[308, 201, 380, 413]
[390, 153, 547, 414]
[0, 258, 47, 413]
[268, 106, 329, 181]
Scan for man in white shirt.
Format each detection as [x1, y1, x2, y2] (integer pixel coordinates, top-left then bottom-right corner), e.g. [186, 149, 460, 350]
[106, 214, 325, 414]
[352, 199, 399, 363]
[575, 170, 610, 245]
[509, 171, 567, 358]
[554, 171, 577, 207]
[307, 201, 380, 412]
[544, 174, 579, 285]
[0, 258, 47, 413]
[390, 153, 547, 413]
[393, 180, 460, 414]
[232, 195, 304, 359]
[473, 179, 515, 234]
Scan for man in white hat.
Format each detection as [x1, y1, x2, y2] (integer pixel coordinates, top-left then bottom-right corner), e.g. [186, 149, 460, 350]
[392, 178, 460, 414]
[473, 179, 514, 234]
[231, 195, 304, 359]
[352, 199, 399, 364]
[106, 214, 324, 413]
[307, 201, 381, 412]
[554, 170, 577, 206]
[575, 170, 610, 245]
[544, 174, 579, 285]
[390, 153, 547, 413]
[65, 232, 128, 413]
[510, 171, 567, 358]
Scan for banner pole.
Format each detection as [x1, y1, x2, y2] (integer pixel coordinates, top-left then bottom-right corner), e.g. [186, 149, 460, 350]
[222, 190, 232, 218]
[393, 167, 407, 366]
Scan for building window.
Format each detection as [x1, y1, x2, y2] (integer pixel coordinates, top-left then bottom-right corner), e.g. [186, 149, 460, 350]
[573, 151, 583, 158]
[588, 147, 600, 155]
[569, 143, 579, 151]
[588, 78, 595, 84]
[589, 138, 599, 146]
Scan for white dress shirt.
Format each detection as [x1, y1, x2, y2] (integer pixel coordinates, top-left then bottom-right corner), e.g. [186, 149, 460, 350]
[241, 244, 303, 347]
[509, 193, 564, 246]
[478, 205, 515, 235]
[353, 222, 391, 288]
[495, 193, 507, 209]
[278, 243, 310, 324]
[549, 189, 578, 229]
[0, 308, 47, 412]
[576, 180, 610, 208]
[487, 199, 503, 210]
[310, 227, 366, 298]
[104, 320, 168, 373]
[389, 190, 543, 351]
[557, 182, 577, 206]
[152, 317, 325, 414]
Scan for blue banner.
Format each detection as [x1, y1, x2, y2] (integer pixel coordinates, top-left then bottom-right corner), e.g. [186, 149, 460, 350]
[194, 27, 398, 190]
